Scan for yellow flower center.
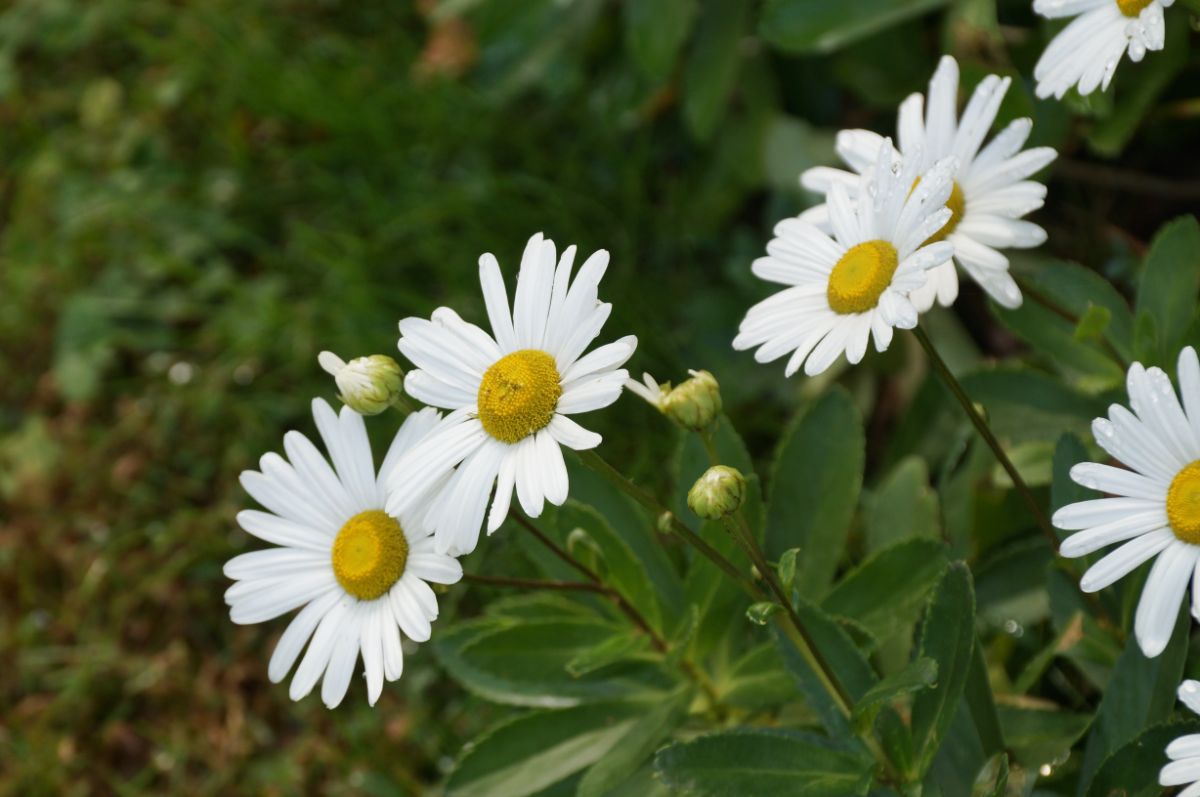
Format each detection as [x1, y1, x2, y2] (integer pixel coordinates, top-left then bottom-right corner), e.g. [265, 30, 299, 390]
[911, 179, 966, 247]
[477, 349, 562, 444]
[331, 510, 408, 600]
[1117, 0, 1153, 17]
[827, 240, 900, 315]
[1168, 462, 1200, 544]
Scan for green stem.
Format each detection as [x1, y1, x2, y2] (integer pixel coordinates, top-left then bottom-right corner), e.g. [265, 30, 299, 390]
[913, 327, 1059, 553]
[575, 449, 760, 596]
[509, 509, 725, 715]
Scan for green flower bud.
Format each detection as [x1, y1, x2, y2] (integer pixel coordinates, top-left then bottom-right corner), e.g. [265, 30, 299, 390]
[663, 370, 722, 431]
[687, 465, 746, 520]
[318, 351, 405, 416]
[627, 370, 723, 431]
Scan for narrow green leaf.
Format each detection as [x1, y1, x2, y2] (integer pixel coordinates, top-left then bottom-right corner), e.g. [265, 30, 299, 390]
[758, 0, 949, 54]
[446, 702, 641, 797]
[774, 596, 878, 736]
[1134, 215, 1200, 367]
[969, 753, 1009, 797]
[822, 538, 948, 641]
[654, 728, 874, 796]
[778, 548, 800, 591]
[566, 632, 651, 677]
[577, 689, 692, 797]
[1072, 303, 1112, 344]
[997, 703, 1091, 769]
[911, 562, 976, 777]
[766, 388, 865, 590]
[851, 657, 938, 730]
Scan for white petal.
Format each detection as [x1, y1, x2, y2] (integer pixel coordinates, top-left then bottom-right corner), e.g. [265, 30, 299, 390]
[1069, 462, 1166, 500]
[289, 597, 351, 701]
[1079, 527, 1174, 592]
[1134, 541, 1197, 657]
[390, 579, 432, 642]
[536, 429, 569, 506]
[268, 589, 342, 683]
[407, 552, 463, 585]
[548, 414, 602, 451]
[1059, 511, 1168, 557]
[321, 606, 363, 708]
[237, 509, 331, 552]
[480, 252, 517, 352]
[1051, 497, 1163, 530]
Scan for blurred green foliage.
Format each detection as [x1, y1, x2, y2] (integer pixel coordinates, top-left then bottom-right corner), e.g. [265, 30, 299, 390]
[2, 0, 1199, 794]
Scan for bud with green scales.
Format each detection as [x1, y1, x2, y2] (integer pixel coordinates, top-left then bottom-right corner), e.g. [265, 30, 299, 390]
[318, 351, 405, 416]
[687, 465, 746, 520]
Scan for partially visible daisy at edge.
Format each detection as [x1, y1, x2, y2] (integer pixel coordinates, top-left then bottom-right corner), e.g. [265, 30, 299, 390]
[384, 233, 637, 557]
[800, 55, 1056, 312]
[1033, 0, 1175, 101]
[1053, 347, 1200, 658]
[1161, 680, 1200, 796]
[225, 399, 462, 708]
[733, 137, 957, 377]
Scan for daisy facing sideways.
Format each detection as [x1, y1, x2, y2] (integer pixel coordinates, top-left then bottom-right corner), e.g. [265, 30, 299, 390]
[1033, 0, 1175, 100]
[1161, 680, 1200, 796]
[733, 137, 956, 377]
[225, 400, 462, 707]
[1054, 347, 1200, 658]
[384, 233, 637, 556]
[799, 56, 1056, 312]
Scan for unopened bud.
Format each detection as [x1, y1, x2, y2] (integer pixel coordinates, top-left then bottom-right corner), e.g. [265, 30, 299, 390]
[318, 351, 404, 416]
[687, 465, 746, 520]
[626, 369, 723, 431]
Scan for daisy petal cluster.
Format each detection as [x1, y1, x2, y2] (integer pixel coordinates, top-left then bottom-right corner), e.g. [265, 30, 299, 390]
[384, 233, 637, 556]
[226, 400, 462, 707]
[1034, 0, 1175, 100]
[800, 56, 1056, 311]
[1161, 680, 1200, 795]
[1053, 347, 1200, 658]
[734, 137, 956, 376]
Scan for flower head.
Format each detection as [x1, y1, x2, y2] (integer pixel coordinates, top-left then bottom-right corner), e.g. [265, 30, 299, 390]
[1053, 347, 1200, 658]
[799, 56, 1056, 311]
[1033, 0, 1175, 100]
[734, 137, 956, 377]
[318, 352, 405, 416]
[628, 370, 723, 431]
[385, 233, 636, 556]
[225, 399, 462, 707]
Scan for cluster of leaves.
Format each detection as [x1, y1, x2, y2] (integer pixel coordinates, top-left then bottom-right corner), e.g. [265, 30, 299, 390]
[2, 0, 1199, 794]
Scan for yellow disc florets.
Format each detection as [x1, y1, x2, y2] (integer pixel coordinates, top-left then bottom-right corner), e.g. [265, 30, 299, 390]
[1117, 0, 1153, 17]
[827, 240, 901, 315]
[1167, 461, 1200, 544]
[912, 179, 966, 247]
[331, 510, 408, 600]
[477, 349, 562, 444]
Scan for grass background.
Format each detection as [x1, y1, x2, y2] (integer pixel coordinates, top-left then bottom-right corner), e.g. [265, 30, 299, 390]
[2, 0, 1198, 794]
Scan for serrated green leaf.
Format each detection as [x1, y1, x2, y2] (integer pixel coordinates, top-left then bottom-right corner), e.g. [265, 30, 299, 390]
[654, 728, 874, 796]
[851, 657, 938, 730]
[766, 388, 865, 591]
[434, 618, 672, 707]
[774, 596, 878, 736]
[911, 562, 976, 777]
[446, 702, 641, 797]
[822, 538, 948, 641]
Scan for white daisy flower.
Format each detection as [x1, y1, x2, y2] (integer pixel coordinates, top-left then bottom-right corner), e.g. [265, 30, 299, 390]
[1053, 347, 1200, 658]
[799, 56, 1057, 312]
[384, 233, 637, 556]
[1161, 680, 1200, 795]
[225, 399, 462, 708]
[733, 137, 957, 377]
[1033, 0, 1175, 101]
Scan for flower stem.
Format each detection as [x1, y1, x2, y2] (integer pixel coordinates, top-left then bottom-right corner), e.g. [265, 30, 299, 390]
[574, 449, 760, 596]
[507, 509, 725, 714]
[912, 327, 1059, 552]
